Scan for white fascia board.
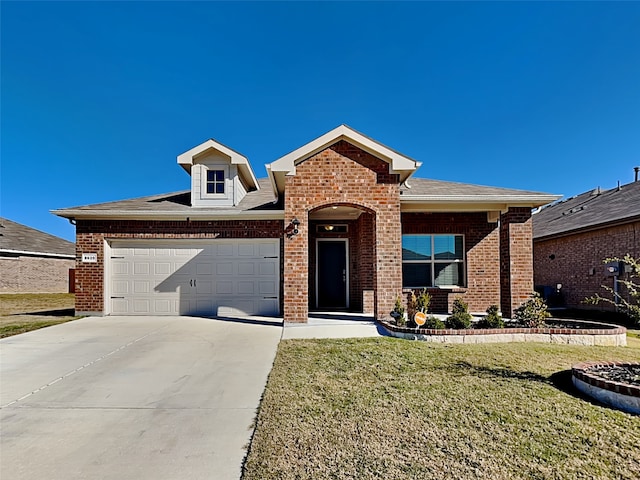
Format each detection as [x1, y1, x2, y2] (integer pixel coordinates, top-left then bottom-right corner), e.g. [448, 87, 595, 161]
[0, 248, 75, 259]
[52, 209, 285, 221]
[177, 139, 259, 190]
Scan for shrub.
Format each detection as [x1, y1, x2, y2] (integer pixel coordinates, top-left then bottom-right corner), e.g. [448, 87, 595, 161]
[514, 293, 550, 328]
[445, 297, 472, 329]
[476, 305, 504, 329]
[390, 296, 406, 326]
[407, 288, 431, 320]
[585, 255, 640, 327]
[423, 316, 445, 329]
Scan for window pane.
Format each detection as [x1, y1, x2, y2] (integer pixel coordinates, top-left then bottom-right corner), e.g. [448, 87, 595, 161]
[402, 235, 431, 261]
[206, 183, 215, 194]
[434, 262, 464, 287]
[207, 170, 215, 181]
[402, 263, 432, 288]
[215, 170, 224, 181]
[216, 183, 225, 194]
[434, 235, 463, 260]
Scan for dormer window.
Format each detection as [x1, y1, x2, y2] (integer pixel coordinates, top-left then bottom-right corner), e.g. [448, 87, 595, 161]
[206, 170, 225, 194]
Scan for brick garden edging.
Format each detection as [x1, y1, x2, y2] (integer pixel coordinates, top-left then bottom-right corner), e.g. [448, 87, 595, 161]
[378, 319, 627, 346]
[572, 361, 640, 415]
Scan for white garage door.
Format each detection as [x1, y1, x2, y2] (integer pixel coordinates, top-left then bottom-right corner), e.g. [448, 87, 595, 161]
[108, 239, 280, 316]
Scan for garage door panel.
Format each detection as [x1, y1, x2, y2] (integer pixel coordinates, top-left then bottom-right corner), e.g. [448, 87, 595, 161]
[109, 240, 279, 316]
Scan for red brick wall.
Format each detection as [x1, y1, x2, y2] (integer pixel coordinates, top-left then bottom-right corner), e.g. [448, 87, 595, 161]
[74, 219, 283, 314]
[401, 212, 500, 313]
[534, 221, 640, 310]
[284, 141, 402, 322]
[500, 208, 534, 317]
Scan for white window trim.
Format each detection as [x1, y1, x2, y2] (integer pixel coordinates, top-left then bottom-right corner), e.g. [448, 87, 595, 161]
[200, 165, 230, 199]
[402, 234, 466, 288]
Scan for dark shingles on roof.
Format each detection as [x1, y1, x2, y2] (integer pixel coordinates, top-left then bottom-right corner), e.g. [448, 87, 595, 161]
[0, 218, 75, 256]
[533, 180, 640, 239]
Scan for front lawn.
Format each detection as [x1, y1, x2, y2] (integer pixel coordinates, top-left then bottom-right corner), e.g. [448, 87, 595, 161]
[0, 293, 79, 338]
[243, 337, 640, 480]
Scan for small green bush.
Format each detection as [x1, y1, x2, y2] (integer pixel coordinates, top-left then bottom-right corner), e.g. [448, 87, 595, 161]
[514, 293, 550, 328]
[445, 297, 472, 329]
[423, 316, 445, 329]
[477, 305, 504, 329]
[390, 296, 406, 326]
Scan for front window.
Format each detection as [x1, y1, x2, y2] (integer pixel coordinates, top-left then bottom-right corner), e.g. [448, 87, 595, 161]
[402, 234, 465, 288]
[206, 170, 225, 194]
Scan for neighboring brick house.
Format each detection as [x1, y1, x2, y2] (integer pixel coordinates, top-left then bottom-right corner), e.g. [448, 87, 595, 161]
[533, 177, 640, 311]
[53, 125, 558, 322]
[0, 218, 75, 293]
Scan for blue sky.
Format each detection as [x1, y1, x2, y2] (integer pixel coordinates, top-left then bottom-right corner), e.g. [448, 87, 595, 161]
[2, 1, 639, 242]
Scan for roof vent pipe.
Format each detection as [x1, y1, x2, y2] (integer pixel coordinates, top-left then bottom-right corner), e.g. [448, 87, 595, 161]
[635, 166, 639, 182]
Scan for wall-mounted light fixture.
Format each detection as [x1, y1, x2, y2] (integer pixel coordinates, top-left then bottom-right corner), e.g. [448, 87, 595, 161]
[286, 217, 301, 238]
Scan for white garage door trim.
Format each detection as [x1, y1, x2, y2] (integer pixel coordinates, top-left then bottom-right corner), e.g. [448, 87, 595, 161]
[105, 239, 280, 317]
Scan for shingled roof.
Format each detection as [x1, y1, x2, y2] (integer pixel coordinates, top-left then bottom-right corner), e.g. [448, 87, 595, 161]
[53, 178, 283, 221]
[533, 180, 640, 240]
[0, 218, 75, 257]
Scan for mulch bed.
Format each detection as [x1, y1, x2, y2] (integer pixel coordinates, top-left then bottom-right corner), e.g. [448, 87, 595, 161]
[587, 364, 640, 388]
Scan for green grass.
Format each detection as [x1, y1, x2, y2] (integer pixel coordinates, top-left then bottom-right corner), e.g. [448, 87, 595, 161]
[0, 293, 79, 338]
[243, 337, 640, 480]
[0, 318, 78, 338]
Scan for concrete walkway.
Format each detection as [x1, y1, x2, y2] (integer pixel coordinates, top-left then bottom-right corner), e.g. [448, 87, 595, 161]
[282, 312, 384, 339]
[0, 316, 282, 480]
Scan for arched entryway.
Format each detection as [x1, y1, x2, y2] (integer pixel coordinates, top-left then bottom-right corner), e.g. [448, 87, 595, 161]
[309, 203, 376, 314]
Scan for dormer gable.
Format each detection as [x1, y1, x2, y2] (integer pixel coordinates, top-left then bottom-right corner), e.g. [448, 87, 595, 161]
[177, 139, 259, 207]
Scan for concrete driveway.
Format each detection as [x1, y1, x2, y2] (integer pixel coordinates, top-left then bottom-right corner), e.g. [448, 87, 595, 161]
[0, 315, 282, 480]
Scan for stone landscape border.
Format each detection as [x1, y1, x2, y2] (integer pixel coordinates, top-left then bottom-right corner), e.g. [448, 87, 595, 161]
[572, 361, 640, 415]
[378, 319, 627, 346]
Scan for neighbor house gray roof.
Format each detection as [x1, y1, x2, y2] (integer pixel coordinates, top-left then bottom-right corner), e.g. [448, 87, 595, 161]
[53, 177, 559, 221]
[533, 180, 640, 240]
[0, 218, 75, 258]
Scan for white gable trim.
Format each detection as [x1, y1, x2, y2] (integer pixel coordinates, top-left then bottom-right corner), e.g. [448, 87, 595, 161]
[267, 125, 420, 193]
[177, 139, 259, 191]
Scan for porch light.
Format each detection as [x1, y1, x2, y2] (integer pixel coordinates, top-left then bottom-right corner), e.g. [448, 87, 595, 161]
[287, 217, 301, 238]
[325, 225, 334, 231]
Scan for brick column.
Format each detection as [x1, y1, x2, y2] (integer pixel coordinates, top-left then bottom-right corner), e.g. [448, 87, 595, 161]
[500, 208, 533, 317]
[375, 203, 402, 319]
[283, 211, 309, 323]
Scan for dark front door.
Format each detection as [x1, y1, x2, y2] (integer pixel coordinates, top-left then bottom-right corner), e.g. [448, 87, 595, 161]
[317, 240, 347, 309]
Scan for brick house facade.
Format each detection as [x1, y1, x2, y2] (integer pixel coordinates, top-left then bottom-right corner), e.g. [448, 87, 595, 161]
[533, 179, 640, 311]
[0, 218, 75, 294]
[55, 126, 557, 321]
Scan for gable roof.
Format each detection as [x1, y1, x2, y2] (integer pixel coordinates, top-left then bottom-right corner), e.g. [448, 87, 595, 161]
[52, 178, 283, 221]
[177, 138, 259, 191]
[533, 180, 640, 240]
[0, 218, 75, 258]
[267, 125, 421, 194]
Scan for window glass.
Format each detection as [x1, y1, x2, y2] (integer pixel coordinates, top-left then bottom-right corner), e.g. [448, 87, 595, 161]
[402, 235, 431, 261]
[402, 234, 465, 288]
[434, 235, 463, 260]
[402, 263, 432, 288]
[206, 169, 225, 194]
[434, 263, 464, 286]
